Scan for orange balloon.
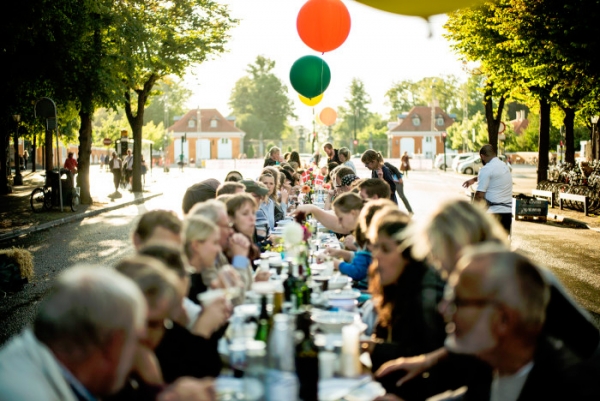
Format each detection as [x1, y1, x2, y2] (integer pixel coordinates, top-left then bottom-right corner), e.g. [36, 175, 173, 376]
[297, 0, 351, 53]
[320, 107, 337, 126]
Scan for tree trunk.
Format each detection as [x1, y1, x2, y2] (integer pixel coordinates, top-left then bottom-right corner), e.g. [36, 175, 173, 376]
[32, 133, 36, 173]
[537, 98, 551, 184]
[0, 127, 10, 194]
[484, 84, 506, 155]
[562, 107, 575, 165]
[78, 110, 93, 204]
[124, 75, 157, 193]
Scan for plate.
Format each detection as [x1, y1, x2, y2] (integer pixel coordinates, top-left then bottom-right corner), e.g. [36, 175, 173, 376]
[216, 376, 263, 401]
[319, 377, 385, 401]
[234, 303, 259, 317]
[323, 289, 361, 300]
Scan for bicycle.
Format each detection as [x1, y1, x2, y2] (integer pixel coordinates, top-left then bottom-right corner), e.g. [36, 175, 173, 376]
[30, 169, 80, 213]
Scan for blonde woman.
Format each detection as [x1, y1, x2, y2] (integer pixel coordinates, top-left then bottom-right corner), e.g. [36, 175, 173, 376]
[361, 149, 398, 204]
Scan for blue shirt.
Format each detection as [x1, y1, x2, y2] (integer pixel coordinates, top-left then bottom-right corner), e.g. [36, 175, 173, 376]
[258, 198, 276, 230]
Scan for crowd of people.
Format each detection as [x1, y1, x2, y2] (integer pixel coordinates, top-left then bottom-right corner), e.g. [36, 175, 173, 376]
[0, 143, 599, 401]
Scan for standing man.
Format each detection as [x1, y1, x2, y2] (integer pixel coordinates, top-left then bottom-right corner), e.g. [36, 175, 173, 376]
[400, 151, 411, 177]
[323, 142, 341, 164]
[23, 149, 28, 170]
[0, 265, 146, 400]
[109, 151, 122, 194]
[462, 144, 513, 235]
[123, 149, 134, 189]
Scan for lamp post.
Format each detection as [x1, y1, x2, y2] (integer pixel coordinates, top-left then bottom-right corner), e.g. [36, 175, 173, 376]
[179, 133, 186, 172]
[353, 108, 359, 154]
[592, 115, 599, 161]
[299, 127, 305, 153]
[12, 115, 23, 186]
[441, 131, 447, 172]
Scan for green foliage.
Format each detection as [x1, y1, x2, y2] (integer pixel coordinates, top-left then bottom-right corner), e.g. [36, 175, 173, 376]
[246, 144, 255, 159]
[446, 112, 489, 152]
[334, 78, 372, 144]
[228, 56, 296, 141]
[385, 75, 464, 120]
[144, 78, 192, 128]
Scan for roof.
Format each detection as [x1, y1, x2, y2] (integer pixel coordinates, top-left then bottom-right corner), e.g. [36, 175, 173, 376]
[389, 106, 455, 133]
[168, 108, 244, 134]
[511, 117, 529, 135]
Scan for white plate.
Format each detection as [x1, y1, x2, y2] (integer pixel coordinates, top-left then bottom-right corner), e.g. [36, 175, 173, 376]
[216, 376, 263, 401]
[323, 289, 361, 300]
[319, 377, 385, 401]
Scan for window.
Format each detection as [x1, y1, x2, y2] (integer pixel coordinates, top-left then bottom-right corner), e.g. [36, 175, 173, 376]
[436, 116, 445, 126]
[220, 138, 229, 144]
[188, 119, 196, 128]
[412, 115, 421, 126]
[425, 136, 432, 143]
[210, 119, 217, 128]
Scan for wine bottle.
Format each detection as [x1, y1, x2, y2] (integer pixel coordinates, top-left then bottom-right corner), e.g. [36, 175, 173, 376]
[255, 295, 270, 343]
[295, 311, 319, 401]
[283, 263, 298, 302]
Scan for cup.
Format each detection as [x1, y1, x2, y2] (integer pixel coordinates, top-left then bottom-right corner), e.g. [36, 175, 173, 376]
[318, 351, 337, 379]
[313, 275, 330, 292]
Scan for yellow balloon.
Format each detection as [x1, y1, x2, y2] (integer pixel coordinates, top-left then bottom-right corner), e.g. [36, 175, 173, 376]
[355, 0, 484, 19]
[299, 93, 324, 107]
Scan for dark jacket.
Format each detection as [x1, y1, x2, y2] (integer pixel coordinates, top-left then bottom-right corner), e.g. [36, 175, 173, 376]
[434, 336, 598, 401]
[371, 261, 446, 400]
[371, 164, 398, 204]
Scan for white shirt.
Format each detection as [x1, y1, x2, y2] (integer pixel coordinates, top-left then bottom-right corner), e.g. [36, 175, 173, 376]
[490, 362, 534, 401]
[477, 157, 513, 214]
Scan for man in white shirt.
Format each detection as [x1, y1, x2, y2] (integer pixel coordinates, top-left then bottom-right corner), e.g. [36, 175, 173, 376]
[462, 145, 513, 235]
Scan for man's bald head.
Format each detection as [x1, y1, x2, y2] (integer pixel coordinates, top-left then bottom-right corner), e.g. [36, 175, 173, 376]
[479, 144, 496, 158]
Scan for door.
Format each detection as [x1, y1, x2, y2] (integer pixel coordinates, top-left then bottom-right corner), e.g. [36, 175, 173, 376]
[400, 138, 415, 157]
[174, 138, 190, 164]
[217, 138, 232, 159]
[196, 139, 211, 162]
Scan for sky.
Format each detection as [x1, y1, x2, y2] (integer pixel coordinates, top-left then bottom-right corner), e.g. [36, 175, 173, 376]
[183, 0, 467, 129]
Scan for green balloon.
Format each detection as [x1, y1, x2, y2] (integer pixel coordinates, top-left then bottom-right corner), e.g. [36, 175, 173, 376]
[289, 55, 331, 99]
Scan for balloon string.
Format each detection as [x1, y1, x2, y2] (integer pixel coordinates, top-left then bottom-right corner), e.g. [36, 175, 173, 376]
[426, 17, 433, 39]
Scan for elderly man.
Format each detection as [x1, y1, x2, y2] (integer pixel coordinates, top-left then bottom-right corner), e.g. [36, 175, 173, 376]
[462, 145, 513, 235]
[0, 265, 146, 400]
[435, 244, 595, 400]
[132, 209, 182, 250]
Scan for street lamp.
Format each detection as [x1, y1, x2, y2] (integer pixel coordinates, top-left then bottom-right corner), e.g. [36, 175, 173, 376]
[12, 115, 23, 186]
[592, 115, 599, 161]
[353, 109, 359, 154]
[441, 131, 447, 172]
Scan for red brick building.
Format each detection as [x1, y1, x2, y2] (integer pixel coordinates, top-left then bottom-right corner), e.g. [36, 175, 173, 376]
[167, 108, 245, 165]
[387, 105, 455, 160]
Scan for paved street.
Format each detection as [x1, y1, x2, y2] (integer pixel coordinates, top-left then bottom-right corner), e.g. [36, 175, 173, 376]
[1, 163, 599, 346]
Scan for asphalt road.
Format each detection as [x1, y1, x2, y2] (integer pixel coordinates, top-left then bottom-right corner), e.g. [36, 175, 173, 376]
[1, 164, 598, 346]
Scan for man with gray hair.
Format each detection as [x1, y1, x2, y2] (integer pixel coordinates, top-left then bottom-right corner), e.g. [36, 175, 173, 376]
[0, 265, 146, 400]
[433, 243, 595, 400]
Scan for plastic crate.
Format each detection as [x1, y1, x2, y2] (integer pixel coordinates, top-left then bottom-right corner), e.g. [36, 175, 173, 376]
[513, 198, 548, 221]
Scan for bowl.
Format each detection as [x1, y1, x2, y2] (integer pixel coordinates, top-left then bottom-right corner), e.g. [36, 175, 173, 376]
[323, 289, 361, 300]
[328, 275, 351, 290]
[311, 311, 356, 333]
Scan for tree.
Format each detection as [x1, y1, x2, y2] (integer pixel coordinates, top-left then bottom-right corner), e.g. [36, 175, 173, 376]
[114, 0, 238, 192]
[445, 1, 518, 154]
[446, 112, 489, 152]
[143, 78, 191, 129]
[228, 56, 296, 142]
[335, 78, 372, 151]
[385, 76, 462, 120]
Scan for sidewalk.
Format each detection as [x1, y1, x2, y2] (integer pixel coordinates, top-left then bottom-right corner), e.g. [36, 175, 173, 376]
[447, 165, 600, 231]
[0, 169, 163, 242]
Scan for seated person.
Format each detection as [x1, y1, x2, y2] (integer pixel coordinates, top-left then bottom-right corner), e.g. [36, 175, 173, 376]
[182, 179, 220, 214]
[132, 209, 182, 250]
[216, 181, 246, 196]
[357, 178, 392, 201]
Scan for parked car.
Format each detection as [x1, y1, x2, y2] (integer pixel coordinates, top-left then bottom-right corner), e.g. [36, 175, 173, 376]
[451, 153, 475, 172]
[434, 154, 458, 170]
[457, 154, 512, 175]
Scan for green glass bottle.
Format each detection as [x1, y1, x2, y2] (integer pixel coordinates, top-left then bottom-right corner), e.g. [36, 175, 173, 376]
[255, 295, 270, 343]
[295, 310, 319, 401]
